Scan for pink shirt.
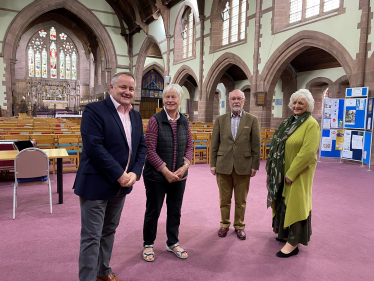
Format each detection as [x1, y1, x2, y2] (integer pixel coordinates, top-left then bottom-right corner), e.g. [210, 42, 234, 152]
[110, 95, 132, 172]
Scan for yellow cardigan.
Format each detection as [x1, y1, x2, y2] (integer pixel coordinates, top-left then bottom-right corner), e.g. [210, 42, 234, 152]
[274, 116, 321, 228]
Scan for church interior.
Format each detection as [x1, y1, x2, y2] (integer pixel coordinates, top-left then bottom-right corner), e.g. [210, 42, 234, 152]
[0, 0, 373, 280]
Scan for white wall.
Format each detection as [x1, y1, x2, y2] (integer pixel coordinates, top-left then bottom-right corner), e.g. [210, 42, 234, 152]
[217, 83, 227, 115]
[297, 67, 346, 88]
[272, 79, 283, 118]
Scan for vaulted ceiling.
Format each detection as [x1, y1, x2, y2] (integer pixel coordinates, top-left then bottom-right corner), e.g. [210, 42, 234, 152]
[106, 0, 184, 35]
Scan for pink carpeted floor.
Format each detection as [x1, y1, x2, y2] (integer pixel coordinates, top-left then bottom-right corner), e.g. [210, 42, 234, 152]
[0, 159, 373, 281]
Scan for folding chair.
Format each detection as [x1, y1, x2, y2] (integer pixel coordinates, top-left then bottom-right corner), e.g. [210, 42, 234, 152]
[13, 147, 52, 219]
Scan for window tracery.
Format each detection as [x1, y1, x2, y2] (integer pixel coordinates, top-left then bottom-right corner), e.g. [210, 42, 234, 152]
[222, 0, 247, 46]
[27, 27, 78, 80]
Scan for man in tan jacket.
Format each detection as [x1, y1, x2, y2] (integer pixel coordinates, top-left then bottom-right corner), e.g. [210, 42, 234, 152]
[210, 89, 261, 240]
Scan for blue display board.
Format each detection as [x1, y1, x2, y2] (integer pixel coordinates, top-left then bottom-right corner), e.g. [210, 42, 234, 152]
[364, 132, 372, 165]
[366, 98, 374, 130]
[344, 98, 366, 129]
[320, 99, 345, 159]
[346, 87, 368, 97]
[341, 130, 364, 161]
[321, 129, 344, 158]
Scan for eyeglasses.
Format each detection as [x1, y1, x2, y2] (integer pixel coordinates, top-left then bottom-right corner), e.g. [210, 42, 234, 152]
[229, 97, 244, 101]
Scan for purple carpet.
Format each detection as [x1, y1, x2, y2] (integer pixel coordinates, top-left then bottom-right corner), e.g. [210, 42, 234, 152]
[0, 159, 373, 280]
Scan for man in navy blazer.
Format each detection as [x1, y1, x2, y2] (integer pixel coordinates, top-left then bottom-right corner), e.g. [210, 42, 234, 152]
[74, 72, 146, 281]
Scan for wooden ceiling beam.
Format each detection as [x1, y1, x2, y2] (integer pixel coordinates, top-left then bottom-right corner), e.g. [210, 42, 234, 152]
[130, 0, 148, 33]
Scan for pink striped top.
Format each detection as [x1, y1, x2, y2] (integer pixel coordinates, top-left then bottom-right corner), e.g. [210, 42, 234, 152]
[145, 115, 193, 172]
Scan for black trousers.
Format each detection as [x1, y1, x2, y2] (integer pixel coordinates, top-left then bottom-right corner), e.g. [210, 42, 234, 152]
[143, 177, 186, 247]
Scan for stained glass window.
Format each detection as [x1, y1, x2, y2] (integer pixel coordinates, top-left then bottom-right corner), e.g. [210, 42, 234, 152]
[28, 46, 34, 77]
[141, 70, 164, 98]
[50, 27, 56, 40]
[42, 48, 47, 78]
[28, 27, 78, 80]
[50, 41, 57, 78]
[59, 50, 65, 79]
[72, 52, 77, 80]
[66, 54, 71, 79]
[35, 51, 41, 77]
[222, 0, 247, 46]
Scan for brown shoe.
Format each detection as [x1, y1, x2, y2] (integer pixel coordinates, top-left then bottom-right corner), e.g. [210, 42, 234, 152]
[235, 229, 246, 240]
[96, 273, 123, 281]
[218, 227, 229, 237]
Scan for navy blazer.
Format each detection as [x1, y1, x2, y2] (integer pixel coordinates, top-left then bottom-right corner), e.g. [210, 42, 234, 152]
[73, 97, 147, 200]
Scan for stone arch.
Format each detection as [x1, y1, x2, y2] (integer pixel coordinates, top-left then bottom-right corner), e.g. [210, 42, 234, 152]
[2, 0, 117, 109]
[305, 77, 334, 91]
[259, 31, 354, 95]
[134, 35, 165, 108]
[201, 52, 252, 122]
[305, 77, 334, 122]
[142, 62, 165, 78]
[240, 85, 251, 113]
[173, 1, 198, 63]
[172, 65, 199, 88]
[333, 75, 350, 99]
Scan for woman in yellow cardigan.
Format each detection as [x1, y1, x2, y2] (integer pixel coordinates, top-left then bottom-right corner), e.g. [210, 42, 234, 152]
[266, 89, 321, 258]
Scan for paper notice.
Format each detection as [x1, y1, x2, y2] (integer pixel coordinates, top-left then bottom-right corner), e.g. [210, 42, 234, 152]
[331, 118, 338, 128]
[352, 135, 363, 150]
[346, 99, 356, 107]
[330, 130, 337, 140]
[321, 137, 332, 151]
[342, 150, 353, 159]
[368, 118, 372, 130]
[323, 119, 331, 129]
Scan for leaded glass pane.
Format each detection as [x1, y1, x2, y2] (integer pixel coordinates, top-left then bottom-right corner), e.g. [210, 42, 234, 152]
[42, 48, 47, 78]
[28, 46, 34, 77]
[72, 52, 77, 80]
[50, 27, 56, 40]
[66, 54, 71, 79]
[35, 51, 41, 77]
[50, 41, 57, 78]
[290, 0, 302, 23]
[324, 0, 339, 12]
[306, 0, 320, 18]
[60, 50, 65, 79]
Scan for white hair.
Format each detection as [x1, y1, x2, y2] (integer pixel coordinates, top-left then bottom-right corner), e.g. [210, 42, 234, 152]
[162, 84, 184, 103]
[228, 90, 245, 99]
[288, 89, 315, 112]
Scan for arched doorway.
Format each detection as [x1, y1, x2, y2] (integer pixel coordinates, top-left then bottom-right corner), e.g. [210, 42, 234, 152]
[2, 0, 117, 110]
[172, 65, 199, 121]
[203, 53, 252, 122]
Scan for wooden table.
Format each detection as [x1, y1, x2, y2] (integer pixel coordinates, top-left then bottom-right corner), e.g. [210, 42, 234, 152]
[0, 148, 70, 204]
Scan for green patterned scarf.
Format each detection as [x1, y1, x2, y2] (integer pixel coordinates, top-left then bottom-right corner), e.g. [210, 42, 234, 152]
[266, 111, 311, 208]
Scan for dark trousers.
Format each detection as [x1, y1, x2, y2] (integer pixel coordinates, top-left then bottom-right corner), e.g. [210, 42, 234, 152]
[78, 190, 126, 281]
[143, 178, 186, 247]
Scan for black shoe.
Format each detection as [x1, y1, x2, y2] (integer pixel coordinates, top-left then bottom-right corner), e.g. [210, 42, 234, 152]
[276, 247, 299, 258]
[276, 237, 287, 243]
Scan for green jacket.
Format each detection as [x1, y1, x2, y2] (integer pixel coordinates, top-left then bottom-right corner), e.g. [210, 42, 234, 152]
[210, 111, 261, 175]
[276, 116, 321, 228]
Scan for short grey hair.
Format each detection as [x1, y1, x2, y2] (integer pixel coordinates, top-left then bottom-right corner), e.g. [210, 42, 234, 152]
[162, 84, 184, 103]
[288, 89, 315, 112]
[110, 72, 136, 86]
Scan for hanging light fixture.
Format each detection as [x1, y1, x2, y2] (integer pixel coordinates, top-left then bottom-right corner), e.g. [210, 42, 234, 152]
[181, 30, 187, 39]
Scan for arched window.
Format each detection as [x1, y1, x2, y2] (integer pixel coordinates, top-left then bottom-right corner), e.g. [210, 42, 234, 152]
[27, 27, 78, 80]
[141, 70, 164, 98]
[181, 8, 195, 59]
[290, 0, 340, 24]
[222, 0, 246, 46]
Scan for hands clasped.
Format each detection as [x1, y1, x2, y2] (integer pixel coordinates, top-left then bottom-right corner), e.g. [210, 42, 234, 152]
[162, 165, 188, 183]
[117, 171, 137, 187]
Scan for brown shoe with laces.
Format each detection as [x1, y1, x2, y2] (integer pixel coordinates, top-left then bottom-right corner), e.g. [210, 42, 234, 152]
[96, 273, 123, 281]
[218, 227, 229, 237]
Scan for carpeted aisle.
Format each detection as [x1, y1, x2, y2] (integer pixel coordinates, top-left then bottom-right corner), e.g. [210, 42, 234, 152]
[0, 159, 373, 280]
